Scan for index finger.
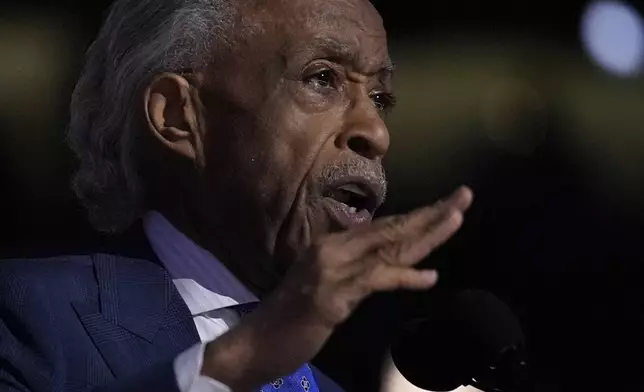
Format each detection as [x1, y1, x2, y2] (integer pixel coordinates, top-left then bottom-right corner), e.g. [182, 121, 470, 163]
[432, 186, 474, 213]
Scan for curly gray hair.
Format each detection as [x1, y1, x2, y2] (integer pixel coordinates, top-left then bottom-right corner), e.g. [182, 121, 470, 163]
[67, 0, 236, 233]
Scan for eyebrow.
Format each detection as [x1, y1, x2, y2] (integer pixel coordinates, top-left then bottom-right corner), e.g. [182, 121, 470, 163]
[379, 61, 396, 78]
[296, 37, 395, 77]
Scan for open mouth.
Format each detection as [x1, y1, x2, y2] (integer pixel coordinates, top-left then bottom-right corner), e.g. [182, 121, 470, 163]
[325, 182, 377, 214]
[321, 177, 383, 228]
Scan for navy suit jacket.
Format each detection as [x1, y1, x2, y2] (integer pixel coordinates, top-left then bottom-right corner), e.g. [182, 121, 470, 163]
[0, 252, 344, 392]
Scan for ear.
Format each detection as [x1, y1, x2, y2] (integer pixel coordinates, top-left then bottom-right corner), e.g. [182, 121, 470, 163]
[143, 73, 203, 162]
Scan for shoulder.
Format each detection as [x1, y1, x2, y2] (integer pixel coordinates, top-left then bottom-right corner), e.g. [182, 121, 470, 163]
[0, 254, 93, 282]
[0, 255, 96, 305]
[0, 253, 163, 303]
[0, 254, 94, 282]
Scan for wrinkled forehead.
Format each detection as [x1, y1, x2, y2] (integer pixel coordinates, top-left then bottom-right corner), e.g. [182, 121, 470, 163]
[239, 0, 391, 72]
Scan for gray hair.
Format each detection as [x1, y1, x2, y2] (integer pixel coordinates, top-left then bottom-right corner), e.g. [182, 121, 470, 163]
[67, 0, 236, 233]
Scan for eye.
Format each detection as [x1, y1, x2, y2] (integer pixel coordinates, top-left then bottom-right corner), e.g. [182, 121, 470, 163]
[370, 92, 397, 113]
[304, 69, 337, 89]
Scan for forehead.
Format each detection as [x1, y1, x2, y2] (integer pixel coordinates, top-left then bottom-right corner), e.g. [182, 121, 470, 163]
[243, 0, 391, 71]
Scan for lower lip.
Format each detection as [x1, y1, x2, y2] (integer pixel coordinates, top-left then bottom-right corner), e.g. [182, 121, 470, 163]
[322, 197, 372, 229]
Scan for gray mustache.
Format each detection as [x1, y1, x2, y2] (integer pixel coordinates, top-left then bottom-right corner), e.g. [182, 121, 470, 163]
[318, 158, 388, 205]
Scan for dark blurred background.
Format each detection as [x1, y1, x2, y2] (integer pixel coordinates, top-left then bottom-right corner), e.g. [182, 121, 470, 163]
[2, 1, 644, 391]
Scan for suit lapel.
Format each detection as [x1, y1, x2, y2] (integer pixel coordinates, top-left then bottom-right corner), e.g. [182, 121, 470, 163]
[71, 225, 345, 390]
[73, 253, 200, 379]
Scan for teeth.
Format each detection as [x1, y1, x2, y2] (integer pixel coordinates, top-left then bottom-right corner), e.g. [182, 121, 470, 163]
[349, 206, 357, 214]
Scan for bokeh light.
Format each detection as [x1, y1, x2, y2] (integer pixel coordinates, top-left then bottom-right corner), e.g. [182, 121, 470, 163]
[581, 0, 644, 76]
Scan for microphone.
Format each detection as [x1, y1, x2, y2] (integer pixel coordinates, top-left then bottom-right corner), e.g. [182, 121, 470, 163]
[390, 289, 532, 392]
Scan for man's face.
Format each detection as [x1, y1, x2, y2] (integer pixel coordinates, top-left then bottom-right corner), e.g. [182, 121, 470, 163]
[193, 0, 393, 289]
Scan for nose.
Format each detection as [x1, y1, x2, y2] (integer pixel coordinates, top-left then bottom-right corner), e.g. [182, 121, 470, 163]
[335, 98, 390, 160]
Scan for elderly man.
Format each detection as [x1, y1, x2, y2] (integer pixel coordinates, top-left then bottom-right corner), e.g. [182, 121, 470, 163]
[0, 0, 473, 391]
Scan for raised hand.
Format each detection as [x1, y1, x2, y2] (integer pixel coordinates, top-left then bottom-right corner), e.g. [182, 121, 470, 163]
[204, 186, 474, 391]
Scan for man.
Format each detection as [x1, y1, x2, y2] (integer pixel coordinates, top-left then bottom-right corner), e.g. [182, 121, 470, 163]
[0, 0, 473, 391]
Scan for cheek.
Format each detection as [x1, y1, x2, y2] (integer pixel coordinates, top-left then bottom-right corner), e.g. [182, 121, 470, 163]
[257, 110, 341, 230]
[220, 110, 326, 223]
[281, 104, 342, 170]
[265, 115, 325, 195]
[259, 91, 337, 175]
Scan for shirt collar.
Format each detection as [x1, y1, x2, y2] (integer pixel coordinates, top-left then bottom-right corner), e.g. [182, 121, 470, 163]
[143, 211, 257, 315]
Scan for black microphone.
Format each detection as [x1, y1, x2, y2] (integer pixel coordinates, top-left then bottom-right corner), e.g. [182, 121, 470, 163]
[390, 289, 532, 392]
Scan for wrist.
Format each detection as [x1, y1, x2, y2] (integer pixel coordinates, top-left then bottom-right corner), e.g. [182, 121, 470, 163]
[201, 324, 261, 391]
